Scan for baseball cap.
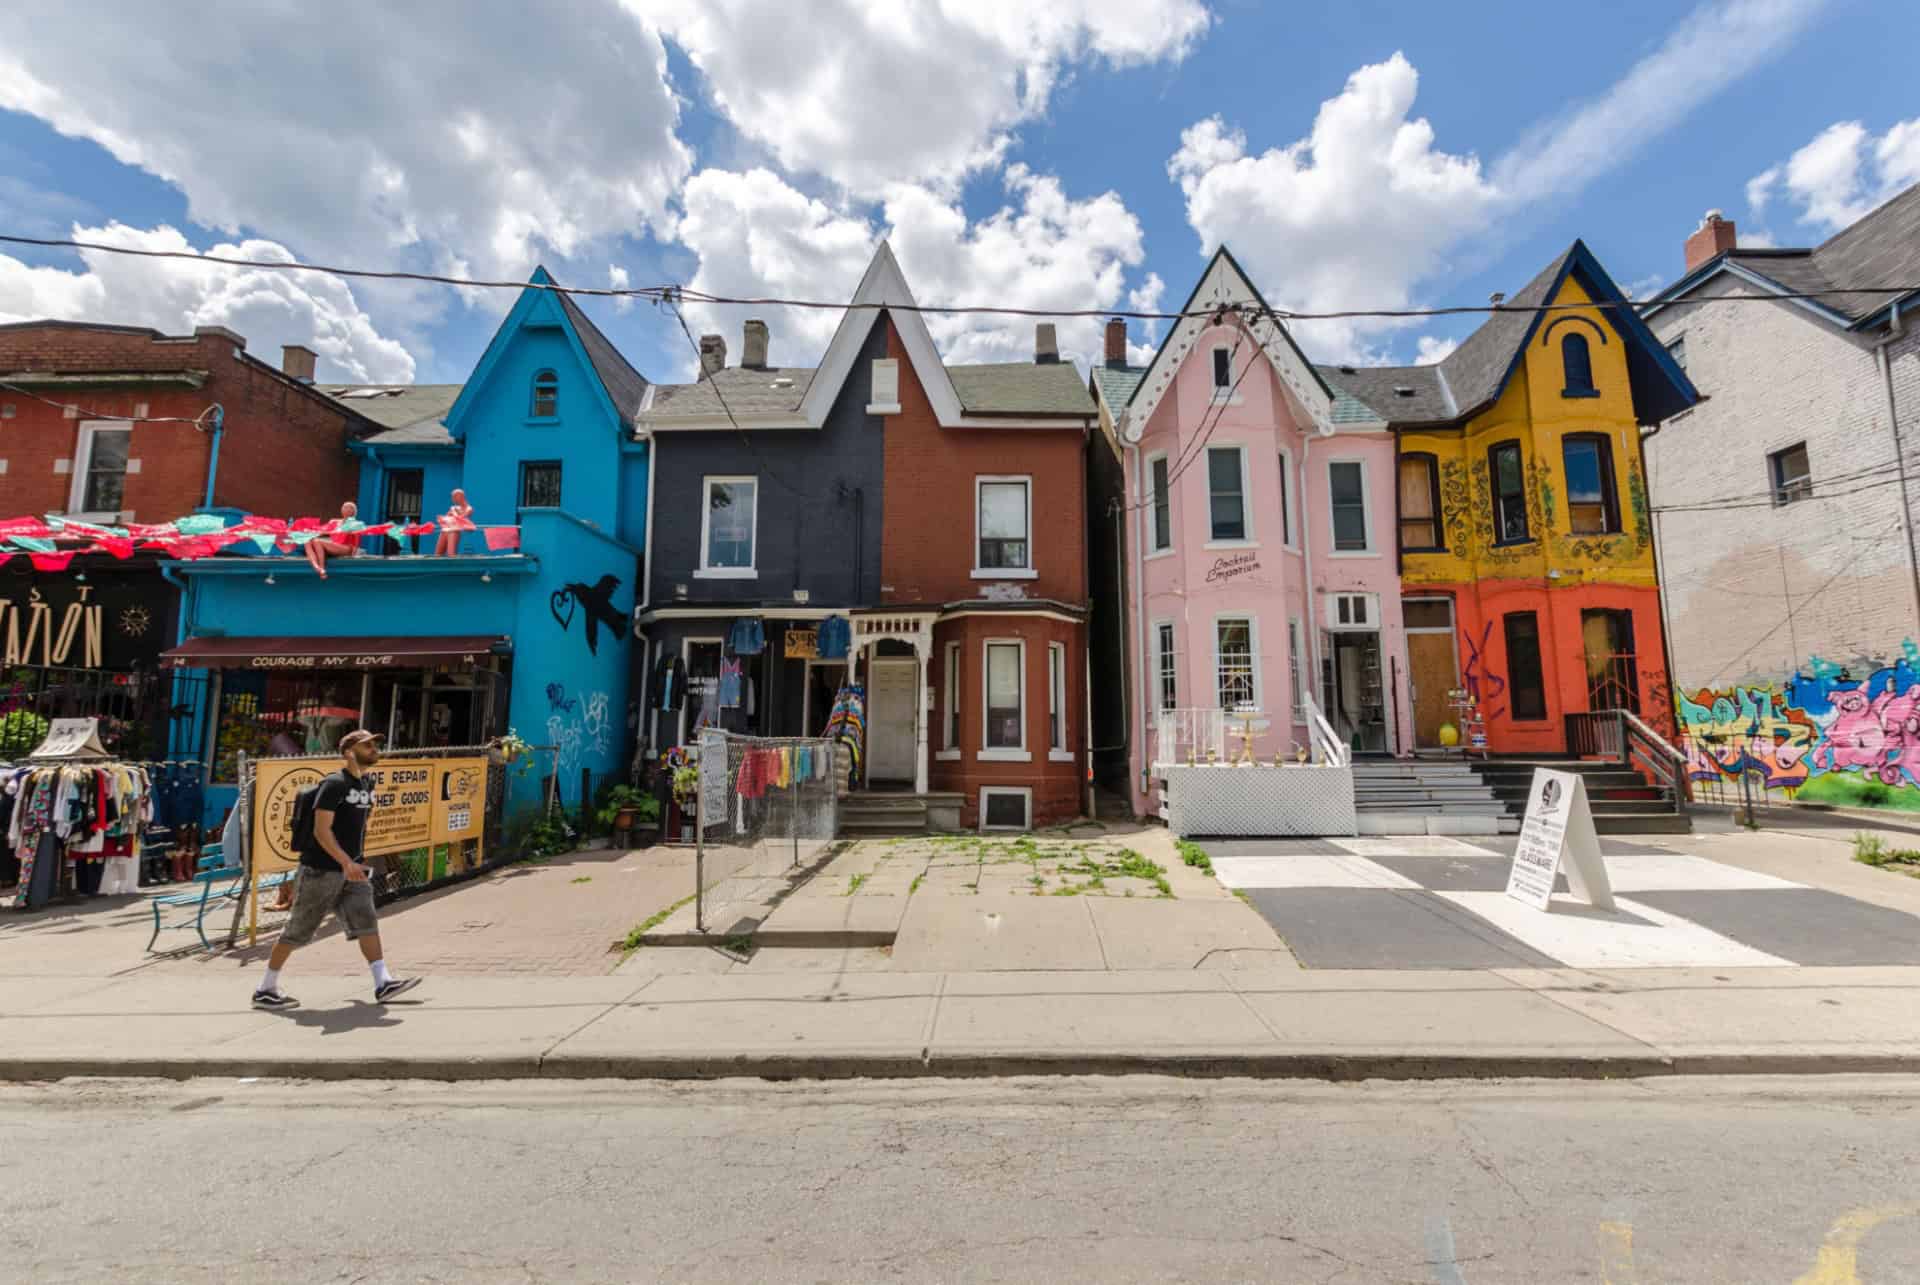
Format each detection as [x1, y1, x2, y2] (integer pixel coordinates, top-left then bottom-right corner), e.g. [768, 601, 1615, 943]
[338, 729, 385, 753]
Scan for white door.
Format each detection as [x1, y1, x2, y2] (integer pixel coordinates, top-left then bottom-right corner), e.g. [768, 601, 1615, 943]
[867, 659, 918, 782]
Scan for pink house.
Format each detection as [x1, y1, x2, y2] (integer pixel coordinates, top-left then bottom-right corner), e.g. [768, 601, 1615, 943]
[1091, 249, 1409, 816]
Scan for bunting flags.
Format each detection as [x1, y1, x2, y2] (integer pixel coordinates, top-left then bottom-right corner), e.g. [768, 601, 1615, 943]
[0, 510, 522, 571]
[482, 526, 520, 551]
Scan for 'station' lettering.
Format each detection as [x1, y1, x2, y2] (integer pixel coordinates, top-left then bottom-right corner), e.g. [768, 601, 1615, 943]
[1205, 553, 1260, 584]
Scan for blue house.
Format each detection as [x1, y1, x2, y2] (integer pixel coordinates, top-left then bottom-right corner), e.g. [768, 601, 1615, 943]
[164, 271, 650, 824]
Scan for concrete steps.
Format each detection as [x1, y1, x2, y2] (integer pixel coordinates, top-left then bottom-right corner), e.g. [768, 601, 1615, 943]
[1350, 760, 1513, 836]
[838, 794, 929, 838]
[1466, 757, 1691, 835]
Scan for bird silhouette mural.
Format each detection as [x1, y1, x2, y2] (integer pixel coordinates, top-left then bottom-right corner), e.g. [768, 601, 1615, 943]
[550, 574, 628, 655]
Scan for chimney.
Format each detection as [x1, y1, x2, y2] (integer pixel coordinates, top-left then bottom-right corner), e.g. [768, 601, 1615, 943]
[281, 344, 317, 382]
[698, 333, 727, 378]
[1685, 209, 1737, 274]
[741, 318, 769, 370]
[1034, 322, 1060, 365]
[1104, 317, 1127, 368]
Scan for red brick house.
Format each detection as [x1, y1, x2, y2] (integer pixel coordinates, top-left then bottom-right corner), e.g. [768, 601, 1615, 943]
[0, 321, 379, 747]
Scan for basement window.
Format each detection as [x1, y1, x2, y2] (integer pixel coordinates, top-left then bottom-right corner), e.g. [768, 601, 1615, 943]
[979, 786, 1033, 832]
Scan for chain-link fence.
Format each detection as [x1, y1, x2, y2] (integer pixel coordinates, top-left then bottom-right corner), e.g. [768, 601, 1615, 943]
[695, 729, 840, 933]
[227, 742, 518, 946]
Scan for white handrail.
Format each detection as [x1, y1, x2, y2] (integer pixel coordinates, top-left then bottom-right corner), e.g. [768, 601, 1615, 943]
[1302, 694, 1349, 768]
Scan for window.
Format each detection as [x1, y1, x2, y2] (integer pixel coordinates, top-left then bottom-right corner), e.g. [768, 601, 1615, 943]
[1562, 434, 1620, 535]
[979, 787, 1032, 832]
[1287, 616, 1305, 719]
[1156, 622, 1178, 712]
[1666, 335, 1688, 371]
[1398, 453, 1443, 551]
[384, 468, 424, 525]
[530, 369, 558, 418]
[984, 641, 1025, 751]
[976, 477, 1031, 571]
[1212, 346, 1231, 391]
[1489, 441, 1530, 544]
[1561, 333, 1597, 397]
[1329, 460, 1369, 552]
[1277, 450, 1295, 547]
[943, 642, 961, 751]
[1770, 443, 1812, 505]
[1207, 447, 1248, 542]
[699, 476, 758, 575]
[519, 460, 562, 509]
[1503, 612, 1548, 721]
[1048, 642, 1067, 753]
[1216, 618, 1255, 712]
[70, 423, 131, 518]
[1149, 454, 1172, 553]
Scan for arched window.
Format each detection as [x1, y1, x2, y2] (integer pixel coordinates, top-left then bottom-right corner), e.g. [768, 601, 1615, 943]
[1561, 333, 1597, 397]
[530, 369, 559, 418]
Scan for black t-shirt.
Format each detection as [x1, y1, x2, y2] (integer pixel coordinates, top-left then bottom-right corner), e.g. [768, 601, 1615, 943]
[297, 769, 376, 870]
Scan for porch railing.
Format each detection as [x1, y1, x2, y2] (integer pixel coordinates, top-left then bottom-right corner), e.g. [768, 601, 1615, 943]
[1302, 694, 1349, 768]
[1566, 708, 1691, 817]
[1152, 708, 1226, 766]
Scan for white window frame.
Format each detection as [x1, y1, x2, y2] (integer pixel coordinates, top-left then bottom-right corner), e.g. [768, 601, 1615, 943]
[697, 475, 759, 578]
[1276, 445, 1298, 551]
[1145, 450, 1173, 558]
[1203, 443, 1256, 549]
[978, 786, 1033, 833]
[1048, 641, 1070, 760]
[1325, 457, 1375, 557]
[1213, 614, 1261, 713]
[978, 637, 1030, 762]
[68, 420, 132, 521]
[677, 634, 725, 747]
[1287, 615, 1305, 723]
[1154, 620, 1178, 713]
[866, 358, 901, 414]
[938, 641, 962, 760]
[972, 474, 1038, 580]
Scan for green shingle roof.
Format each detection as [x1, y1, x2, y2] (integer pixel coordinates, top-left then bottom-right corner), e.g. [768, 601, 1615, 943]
[948, 361, 1095, 416]
[1090, 364, 1148, 414]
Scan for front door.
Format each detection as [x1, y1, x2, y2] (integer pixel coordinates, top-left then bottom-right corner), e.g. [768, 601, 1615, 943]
[1582, 609, 1640, 715]
[867, 659, 918, 782]
[1403, 597, 1458, 748]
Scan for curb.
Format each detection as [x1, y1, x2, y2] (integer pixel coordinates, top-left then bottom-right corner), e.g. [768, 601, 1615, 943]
[635, 930, 898, 949]
[10, 1048, 1920, 1083]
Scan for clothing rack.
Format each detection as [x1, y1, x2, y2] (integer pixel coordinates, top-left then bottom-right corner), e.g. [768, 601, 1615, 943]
[4, 757, 155, 909]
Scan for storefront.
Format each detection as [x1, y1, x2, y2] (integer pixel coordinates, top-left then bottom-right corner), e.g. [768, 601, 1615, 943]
[641, 610, 857, 751]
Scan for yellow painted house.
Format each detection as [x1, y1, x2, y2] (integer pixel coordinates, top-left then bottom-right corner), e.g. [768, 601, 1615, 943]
[1322, 241, 1699, 754]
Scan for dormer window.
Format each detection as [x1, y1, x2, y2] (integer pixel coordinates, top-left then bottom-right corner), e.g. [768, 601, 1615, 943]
[531, 369, 559, 418]
[1561, 334, 1597, 398]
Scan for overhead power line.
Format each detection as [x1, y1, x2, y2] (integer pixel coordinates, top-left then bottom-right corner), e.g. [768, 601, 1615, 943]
[5, 231, 1918, 325]
[0, 378, 218, 428]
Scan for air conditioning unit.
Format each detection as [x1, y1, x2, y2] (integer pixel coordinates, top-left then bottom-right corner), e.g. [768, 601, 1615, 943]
[1325, 591, 1378, 632]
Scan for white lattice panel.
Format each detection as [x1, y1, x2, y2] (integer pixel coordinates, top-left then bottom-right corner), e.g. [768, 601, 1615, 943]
[1160, 765, 1357, 838]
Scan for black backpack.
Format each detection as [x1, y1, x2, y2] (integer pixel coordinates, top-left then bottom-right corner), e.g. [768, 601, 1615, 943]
[289, 780, 325, 853]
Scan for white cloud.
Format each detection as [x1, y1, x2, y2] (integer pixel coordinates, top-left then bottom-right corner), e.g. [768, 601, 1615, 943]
[0, 2, 691, 282]
[1624, 273, 1666, 301]
[1494, 0, 1828, 203]
[0, 224, 415, 383]
[1167, 54, 1497, 363]
[609, 264, 635, 315]
[1747, 117, 1920, 233]
[646, 0, 1209, 197]
[671, 165, 1148, 375]
[1414, 336, 1458, 365]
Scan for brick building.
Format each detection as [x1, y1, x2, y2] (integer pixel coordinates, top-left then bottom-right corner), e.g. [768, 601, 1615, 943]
[1641, 185, 1920, 809]
[0, 320, 379, 755]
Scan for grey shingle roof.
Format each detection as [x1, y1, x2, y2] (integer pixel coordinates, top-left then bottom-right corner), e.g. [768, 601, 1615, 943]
[1317, 365, 1435, 424]
[1436, 249, 1571, 419]
[648, 366, 816, 416]
[555, 291, 648, 424]
[1090, 364, 1147, 414]
[322, 383, 463, 438]
[949, 361, 1094, 416]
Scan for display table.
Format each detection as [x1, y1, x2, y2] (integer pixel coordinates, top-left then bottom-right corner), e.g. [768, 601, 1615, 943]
[1157, 762, 1357, 838]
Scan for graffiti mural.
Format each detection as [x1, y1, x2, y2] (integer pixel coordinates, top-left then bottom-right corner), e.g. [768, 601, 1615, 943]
[1677, 644, 1920, 809]
[549, 573, 628, 655]
[1460, 620, 1508, 722]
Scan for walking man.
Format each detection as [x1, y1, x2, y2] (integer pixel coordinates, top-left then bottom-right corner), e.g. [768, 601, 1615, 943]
[252, 730, 420, 1009]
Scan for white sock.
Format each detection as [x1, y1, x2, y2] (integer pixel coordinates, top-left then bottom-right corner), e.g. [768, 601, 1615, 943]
[260, 967, 281, 994]
[370, 960, 392, 986]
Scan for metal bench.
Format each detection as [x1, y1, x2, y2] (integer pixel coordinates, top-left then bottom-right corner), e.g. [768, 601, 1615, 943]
[146, 843, 291, 952]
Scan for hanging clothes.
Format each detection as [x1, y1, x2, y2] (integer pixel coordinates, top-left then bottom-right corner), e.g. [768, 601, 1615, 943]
[718, 659, 744, 709]
[817, 615, 852, 660]
[727, 617, 766, 656]
[6, 762, 151, 909]
[652, 655, 686, 712]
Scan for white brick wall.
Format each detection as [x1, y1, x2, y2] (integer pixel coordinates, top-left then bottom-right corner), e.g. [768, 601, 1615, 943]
[1644, 275, 1920, 690]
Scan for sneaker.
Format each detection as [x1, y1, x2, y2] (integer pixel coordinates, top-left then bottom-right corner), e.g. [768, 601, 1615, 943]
[252, 988, 299, 1010]
[374, 977, 421, 1003]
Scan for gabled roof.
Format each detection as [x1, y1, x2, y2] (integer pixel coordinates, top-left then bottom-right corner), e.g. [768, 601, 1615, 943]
[1646, 183, 1920, 329]
[322, 383, 463, 431]
[1349, 241, 1699, 429]
[1090, 364, 1148, 418]
[641, 241, 1093, 431]
[1118, 246, 1336, 442]
[1317, 366, 1429, 424]
[443, 266, 648, 439]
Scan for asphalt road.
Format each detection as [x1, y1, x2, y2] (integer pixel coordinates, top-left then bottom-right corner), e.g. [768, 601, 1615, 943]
[4, 1075, 1918, 1282]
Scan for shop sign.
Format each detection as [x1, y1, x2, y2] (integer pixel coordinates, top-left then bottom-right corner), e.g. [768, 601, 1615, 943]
[785, 629, 819, 660]
[1205, 552, 1260, 584]
[251, 753, 489, 874]
[1504, 768, 1613, 912]
[1, 569, 174, 671]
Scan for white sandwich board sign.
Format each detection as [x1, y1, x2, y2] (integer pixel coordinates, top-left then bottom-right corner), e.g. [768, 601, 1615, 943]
[1504, 767, 1614, 912]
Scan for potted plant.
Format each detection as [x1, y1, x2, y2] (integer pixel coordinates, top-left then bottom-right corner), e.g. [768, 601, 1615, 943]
[595, 784, 658, 836]
[671, 764, 700, 843]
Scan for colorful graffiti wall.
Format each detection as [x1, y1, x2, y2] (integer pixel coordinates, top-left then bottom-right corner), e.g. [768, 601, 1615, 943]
[1677, 643, 1920, 810]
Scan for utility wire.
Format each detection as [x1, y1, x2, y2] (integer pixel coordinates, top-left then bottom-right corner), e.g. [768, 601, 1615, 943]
[662, 291, 823, 501]
[0, 378, 218, 428]
[7, 230, 1919, 325]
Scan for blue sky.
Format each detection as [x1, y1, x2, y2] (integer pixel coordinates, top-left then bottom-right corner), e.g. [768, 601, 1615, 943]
[0, 0, 1915, 388]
